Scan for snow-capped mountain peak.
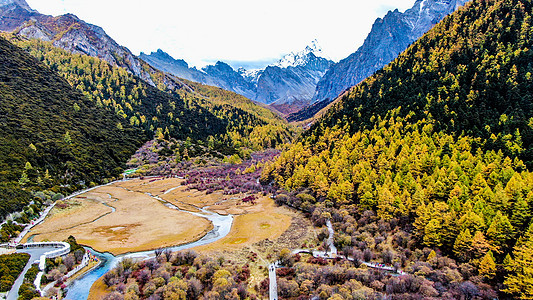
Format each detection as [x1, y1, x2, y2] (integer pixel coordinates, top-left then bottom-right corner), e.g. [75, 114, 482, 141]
[275, 39, 329, 68]
[238, 67, 263, 84]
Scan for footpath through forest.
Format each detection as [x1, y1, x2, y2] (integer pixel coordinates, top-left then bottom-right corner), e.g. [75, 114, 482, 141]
[269, 219, 406, 299]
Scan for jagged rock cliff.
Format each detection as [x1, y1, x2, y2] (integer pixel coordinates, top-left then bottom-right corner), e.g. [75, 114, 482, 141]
[312, 0, 470, 104]
[256, 42, 333, 105]
[202, 61, 257, 100]
[0, 0, 155, 84]
[139, 49, 210, 85]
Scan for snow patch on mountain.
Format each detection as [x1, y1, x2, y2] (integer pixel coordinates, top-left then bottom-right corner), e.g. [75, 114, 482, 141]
[275, 39, 330, 68]
[238, 68, 263, 84]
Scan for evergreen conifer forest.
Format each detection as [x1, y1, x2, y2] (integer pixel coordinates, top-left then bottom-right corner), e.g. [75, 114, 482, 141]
[3, 0, 533, 298]
[261, 0, 533, 298]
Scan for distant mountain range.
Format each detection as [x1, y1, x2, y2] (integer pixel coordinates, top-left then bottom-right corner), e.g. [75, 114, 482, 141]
[0, 0, 469, 119]
[142, 0, 469, 117]
[141, 40, 333, 113]
[0, 0, 335, 114]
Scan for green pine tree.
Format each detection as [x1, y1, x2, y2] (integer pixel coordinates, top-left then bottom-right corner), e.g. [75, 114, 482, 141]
[454, 228, 473, 262]
[423, 219, 443, 247]
[487, 211, 514, 250]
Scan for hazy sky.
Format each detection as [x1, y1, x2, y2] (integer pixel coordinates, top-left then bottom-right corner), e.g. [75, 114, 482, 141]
[25, 0, 415, 69]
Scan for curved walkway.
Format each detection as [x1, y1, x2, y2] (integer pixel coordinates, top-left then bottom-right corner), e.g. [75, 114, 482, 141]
[269, 220, 339, 300]
[292, 220, 407, 276]
[326, 220, 337, 256]
[268, 219, 406, 300]
[362, 261, 407, 275]
[9, 203, 56, 245]
[8, 242, 70, 300]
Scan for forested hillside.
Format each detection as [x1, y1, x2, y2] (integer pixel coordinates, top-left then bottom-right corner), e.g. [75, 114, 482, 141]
[9, 36, 227, 140]
[4, 34, 292, 153]
[314, 0, 533, 166]
[0, 33, 292, 226]
[0, 36, 146, 219]
[140, 62, 293, 152]
[263, 0, 533, 298]
[154, 76, 293, 151]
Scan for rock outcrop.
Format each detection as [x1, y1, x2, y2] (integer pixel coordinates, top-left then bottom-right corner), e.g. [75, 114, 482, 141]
[312, 0, 470, 104]
[0, 0, 154, 84]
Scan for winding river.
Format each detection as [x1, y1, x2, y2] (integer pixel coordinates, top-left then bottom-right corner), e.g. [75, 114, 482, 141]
[64, 187, 234, 300]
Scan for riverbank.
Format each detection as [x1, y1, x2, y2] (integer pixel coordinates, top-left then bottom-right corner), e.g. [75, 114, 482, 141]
[193, 196, 293, 252]
[25, 176, 313, 300]
[87, 277, 108, 300]
[22, 184, 213, 255]
[65, 259, 102, 287]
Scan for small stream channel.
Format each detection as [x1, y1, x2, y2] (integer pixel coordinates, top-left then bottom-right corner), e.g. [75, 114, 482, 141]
[64, 190, 233, 300]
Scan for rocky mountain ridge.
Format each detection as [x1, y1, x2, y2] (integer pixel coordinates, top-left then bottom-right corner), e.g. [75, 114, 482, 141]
[311, 0, 470, 105]
[0, 0, 31, 11]
[256, 52, 333, 106]
[258, 40, 333, 106]
[0, 0, 158, 85]
[141, 41, 333, 110]
[274, 39, 330, 68]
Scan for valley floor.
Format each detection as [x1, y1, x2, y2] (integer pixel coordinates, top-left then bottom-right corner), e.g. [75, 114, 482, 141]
[21, 182, 213, 255]
[21, 176, 318, 298]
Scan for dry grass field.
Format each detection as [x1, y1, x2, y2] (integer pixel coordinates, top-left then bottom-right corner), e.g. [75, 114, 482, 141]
[79, 178, 319, 299]
[116, 177, 184, 197]
[24, 185, 212, 255]
[193, 195, 293, 252]
[111, 178, 299, 252]
[115, 177, 271, 215]
[115, 178, 302, 252]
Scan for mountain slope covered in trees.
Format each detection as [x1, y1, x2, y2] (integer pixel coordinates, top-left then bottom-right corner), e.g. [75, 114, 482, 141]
[146, 69, 293, 152]
[312, 0, 533, 165]
[0, 23, 295, 295]
[5, 34, 292, 153]
[263, 0, 533, 298]
[0, 35, 147, 219]
[0, 32, 291, 224]
[0, 0, 292, 151]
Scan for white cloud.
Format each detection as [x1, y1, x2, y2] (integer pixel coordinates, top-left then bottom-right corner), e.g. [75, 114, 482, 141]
[25, 0, 415, 68]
